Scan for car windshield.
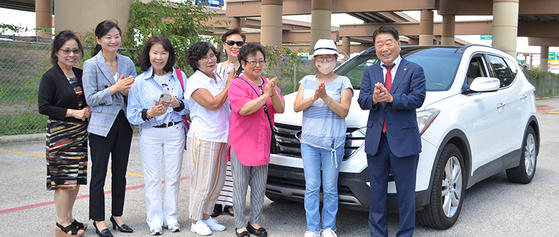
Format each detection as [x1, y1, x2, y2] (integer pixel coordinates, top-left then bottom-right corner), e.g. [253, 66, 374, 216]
[335, 47, 462, 91]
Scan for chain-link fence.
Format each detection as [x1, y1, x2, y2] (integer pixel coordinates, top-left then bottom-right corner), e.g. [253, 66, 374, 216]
[0, 39, 52, 135]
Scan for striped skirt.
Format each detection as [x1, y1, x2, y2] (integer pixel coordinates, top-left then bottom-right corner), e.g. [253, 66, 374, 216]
[186, 135, 227, 220]
[46, 119, 88, 190]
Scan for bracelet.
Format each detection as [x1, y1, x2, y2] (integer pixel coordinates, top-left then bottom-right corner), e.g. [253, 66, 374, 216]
[326, 97, 333, 106]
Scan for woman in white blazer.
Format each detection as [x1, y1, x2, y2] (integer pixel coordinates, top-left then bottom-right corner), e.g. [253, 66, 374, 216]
[82, 20, 137, 237]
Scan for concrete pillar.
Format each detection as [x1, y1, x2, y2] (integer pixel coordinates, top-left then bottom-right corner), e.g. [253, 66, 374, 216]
[230, 17, 241, 29]
[523, 54, 527, 69]
[529, 54, 533, 70]
[341, 36, 350, 59]
[35, 0, 53, 38]
[261, 0, 283, 47]
[419, 10, 434, 46]
[310, 0, 332, 52]
[492, 0, 519, 56]
[54, 0, 133, 36]
[441, 14, 456, 46]
[540, 46, 549, 72]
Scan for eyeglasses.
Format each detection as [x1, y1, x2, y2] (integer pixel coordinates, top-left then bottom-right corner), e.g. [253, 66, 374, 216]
[225, 40, 244, 46]
[315, 55, 336, 63]
[245, 60, 266, 67]
[200, 54, 217, 62]
[60, 49, 81, 55]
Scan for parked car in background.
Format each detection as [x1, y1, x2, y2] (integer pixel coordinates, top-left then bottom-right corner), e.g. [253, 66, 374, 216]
[266, 45, 540, 229]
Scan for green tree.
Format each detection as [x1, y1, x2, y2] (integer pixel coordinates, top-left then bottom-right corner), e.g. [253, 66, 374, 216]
[123, 0, 227, 75]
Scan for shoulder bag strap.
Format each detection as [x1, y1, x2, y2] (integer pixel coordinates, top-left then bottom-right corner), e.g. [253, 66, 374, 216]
[175, 69, 190, 130]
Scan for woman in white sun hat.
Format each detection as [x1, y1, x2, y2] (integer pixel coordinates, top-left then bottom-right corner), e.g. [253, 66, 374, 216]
[294, 39, 353, 237]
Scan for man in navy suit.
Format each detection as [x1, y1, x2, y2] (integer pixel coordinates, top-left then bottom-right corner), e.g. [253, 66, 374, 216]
[357, 25, 426, 237]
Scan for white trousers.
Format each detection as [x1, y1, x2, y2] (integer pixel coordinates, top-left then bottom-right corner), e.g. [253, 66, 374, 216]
[139, 122, 185, 228]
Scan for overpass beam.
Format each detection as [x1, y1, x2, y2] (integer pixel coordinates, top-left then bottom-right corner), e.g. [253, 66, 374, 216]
[492, 0, 519, 56]
[261, 0, 283, 46]
[419, 10, 434, 45]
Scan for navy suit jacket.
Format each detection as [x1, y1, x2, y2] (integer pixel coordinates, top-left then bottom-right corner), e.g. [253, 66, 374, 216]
[357, 57, 426, 158]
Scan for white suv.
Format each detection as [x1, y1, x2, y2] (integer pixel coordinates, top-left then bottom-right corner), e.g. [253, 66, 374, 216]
[266, 45, 540, 229]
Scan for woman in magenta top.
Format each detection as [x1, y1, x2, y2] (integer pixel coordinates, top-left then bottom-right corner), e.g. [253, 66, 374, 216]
[228, 42, 285, 237]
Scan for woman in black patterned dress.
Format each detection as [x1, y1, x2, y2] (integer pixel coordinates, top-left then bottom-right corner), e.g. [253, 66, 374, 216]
[38, 30, 91, 237]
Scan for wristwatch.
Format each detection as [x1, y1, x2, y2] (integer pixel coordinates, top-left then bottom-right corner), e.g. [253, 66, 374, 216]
[326, 97, 333, 106]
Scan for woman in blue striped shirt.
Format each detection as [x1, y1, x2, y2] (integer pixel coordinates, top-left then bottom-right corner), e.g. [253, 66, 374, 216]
[293, 39, 353, 237]
[126, 35, 189, 235]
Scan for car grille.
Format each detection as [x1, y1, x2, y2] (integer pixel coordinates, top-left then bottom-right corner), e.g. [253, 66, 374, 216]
[274, 122, 365, 160]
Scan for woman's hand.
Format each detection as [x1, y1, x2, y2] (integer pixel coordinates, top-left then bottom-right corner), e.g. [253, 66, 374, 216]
[264, 77, 277, 97]
[83, 106, 91, 119]
[316, 82, 328, 100]
[111, 75, 135, 96]
[161, 96, 180, 108]
[226, 67, 237, 88]
[67, 107, 91, 121]
[147, 101, 166, 118]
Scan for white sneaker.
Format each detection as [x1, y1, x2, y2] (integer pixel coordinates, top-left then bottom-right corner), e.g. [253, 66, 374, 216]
[202, 217, 226, 231]
[150, 226, 163, 235]
[190, 221, 212, 236]
[165, 222, 180, 232]
[321, 228, 337, 237]
[304, 231, 319, 237]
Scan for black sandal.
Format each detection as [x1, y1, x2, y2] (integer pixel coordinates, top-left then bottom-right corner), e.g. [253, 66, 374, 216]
[211, 204, 222, 217]
[55, 222, 83, 237]
[224, 205, 234, 216]
[72, 219, 87, 230]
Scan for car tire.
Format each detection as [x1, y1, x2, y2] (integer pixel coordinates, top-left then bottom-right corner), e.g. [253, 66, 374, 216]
[506, 126, 537, 184]
[417, 143, 465, 230]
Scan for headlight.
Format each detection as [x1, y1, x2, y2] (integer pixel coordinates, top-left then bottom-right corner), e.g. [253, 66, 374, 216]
[417, 108, 440, 135]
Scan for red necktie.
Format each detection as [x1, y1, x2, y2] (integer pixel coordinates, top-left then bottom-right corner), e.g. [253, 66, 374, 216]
[382, 64, 395, 133]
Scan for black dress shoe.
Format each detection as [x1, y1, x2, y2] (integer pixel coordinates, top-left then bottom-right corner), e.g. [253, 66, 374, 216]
[110, 216, 134, 233]
[235, 228, 250, 237]
[211, 204, 223, 217]
[246, 222, 267, 237]
[93, 221, 113, 237]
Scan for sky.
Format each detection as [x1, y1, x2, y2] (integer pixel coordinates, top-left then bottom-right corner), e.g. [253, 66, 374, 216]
[1, 6, 555, 61]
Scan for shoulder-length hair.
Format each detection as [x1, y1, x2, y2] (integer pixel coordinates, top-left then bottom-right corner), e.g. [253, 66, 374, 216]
[139, 35, 176, 72]
[50, 30, 84, 65]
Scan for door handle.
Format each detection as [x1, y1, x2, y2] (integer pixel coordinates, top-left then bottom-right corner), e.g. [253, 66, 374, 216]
[520, 94, 527, 100]
[497, 102, 506, 109]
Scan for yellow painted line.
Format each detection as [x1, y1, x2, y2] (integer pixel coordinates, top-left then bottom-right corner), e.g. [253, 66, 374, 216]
[0, 149, 43, 157]
[548, 111, 559, 114]
[0, 148, 144, 178]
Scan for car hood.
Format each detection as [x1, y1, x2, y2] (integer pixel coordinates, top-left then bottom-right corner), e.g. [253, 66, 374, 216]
[274, 90, 451, 128]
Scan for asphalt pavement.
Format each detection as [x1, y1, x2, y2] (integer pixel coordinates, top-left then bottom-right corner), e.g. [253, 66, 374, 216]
[1, 96, 558, 237]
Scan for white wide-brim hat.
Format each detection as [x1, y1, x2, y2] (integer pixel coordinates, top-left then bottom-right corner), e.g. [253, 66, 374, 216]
[309, 39, 343, 60]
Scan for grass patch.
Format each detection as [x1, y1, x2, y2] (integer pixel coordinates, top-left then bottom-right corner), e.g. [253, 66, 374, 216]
[0, 112, 46, 135]
[537, 105, 548, 108]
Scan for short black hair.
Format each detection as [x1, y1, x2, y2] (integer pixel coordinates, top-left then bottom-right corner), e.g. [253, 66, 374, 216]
[50, 30, 84, 65]
[237, 42, 266, 63]
[92, 20, 122, 57]
[185, 41, 221, 72]
[373, 25, 399, 44]
[139, 35, 176, 72]
[221, 28, 246, 43]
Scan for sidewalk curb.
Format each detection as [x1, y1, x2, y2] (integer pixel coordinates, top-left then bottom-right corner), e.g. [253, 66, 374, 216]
[0, 133, 44, 144]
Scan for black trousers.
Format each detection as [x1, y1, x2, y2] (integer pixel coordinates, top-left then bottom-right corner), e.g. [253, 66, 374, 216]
[89, 111, 133, 221]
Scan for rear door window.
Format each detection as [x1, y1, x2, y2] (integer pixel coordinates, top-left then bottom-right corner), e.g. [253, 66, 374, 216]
[487, 55, 514, 87]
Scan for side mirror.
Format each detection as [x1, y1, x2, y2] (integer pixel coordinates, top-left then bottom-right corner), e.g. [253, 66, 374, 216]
[469, 77, 500, 92]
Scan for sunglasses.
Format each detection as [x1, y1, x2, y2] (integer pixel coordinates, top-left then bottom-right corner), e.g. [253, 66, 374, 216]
[225, 40, 244, 46]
